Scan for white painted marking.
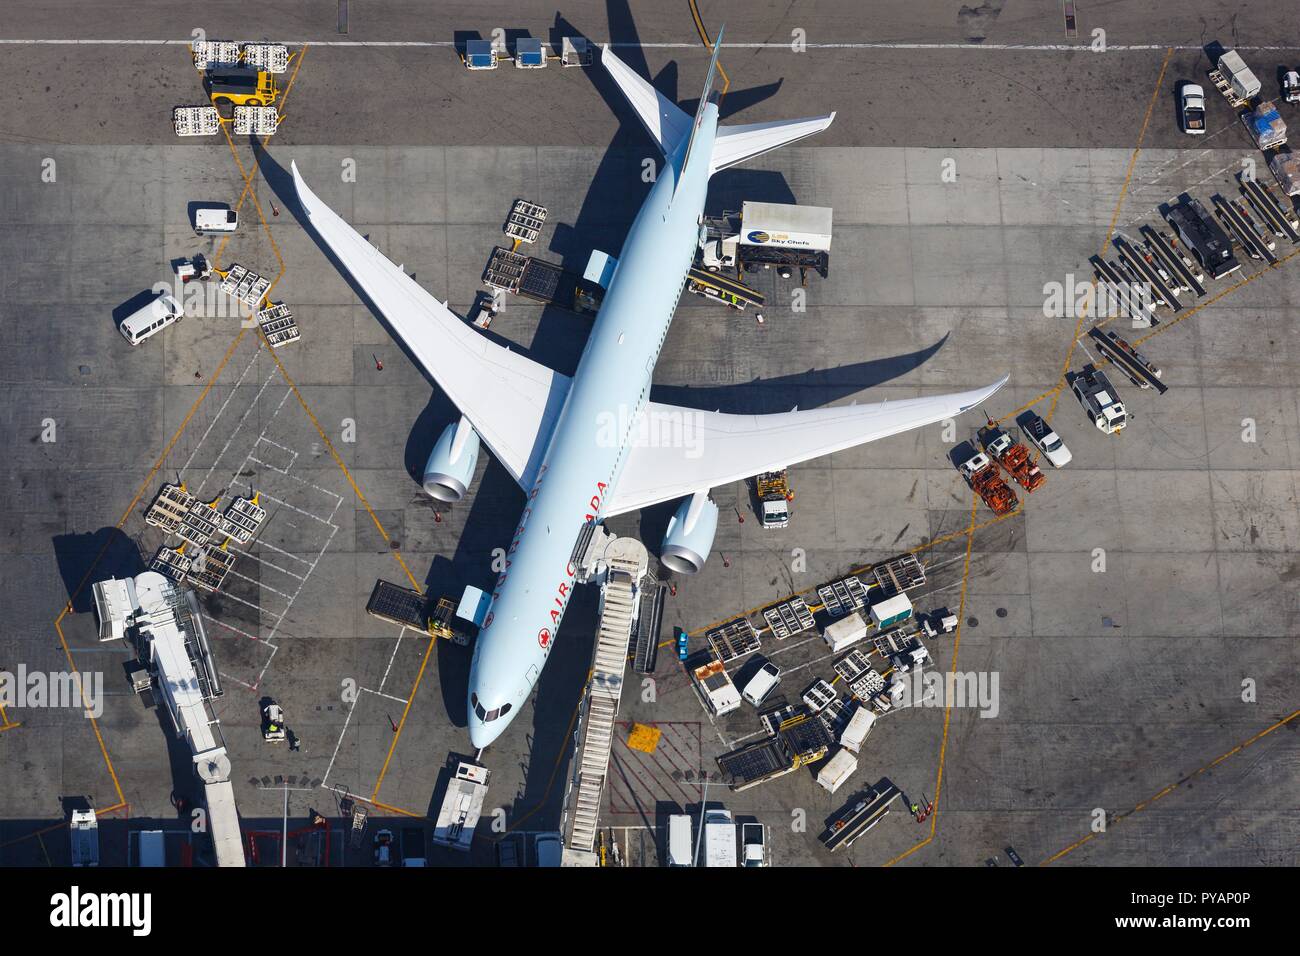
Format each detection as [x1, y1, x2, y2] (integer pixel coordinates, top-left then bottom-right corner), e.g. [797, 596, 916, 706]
[3, 38, 1298, 51]
[180, 345, 262, 475]
[226, 567, 295, 601]
[378, 628, 406, 694]
[197, 372, 280, 496]
[260, 491, 339, 527]
[240, 550, 307, 581]
[201, 612, 265, 644]
[256, 539, 315, 566]
[361, 687, 409, 705]
[321, 699, 356, 787]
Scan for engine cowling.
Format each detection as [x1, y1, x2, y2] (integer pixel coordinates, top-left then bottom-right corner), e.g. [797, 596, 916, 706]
[423, 416, 480, 502]
[660, 491, 718, 574]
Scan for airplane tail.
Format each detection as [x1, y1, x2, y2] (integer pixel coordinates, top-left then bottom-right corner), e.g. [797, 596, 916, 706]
[673, 26, 726, 193]
[601, 27, 835, 179]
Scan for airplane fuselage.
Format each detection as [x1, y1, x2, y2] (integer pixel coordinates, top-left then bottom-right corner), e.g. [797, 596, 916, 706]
[467, 107, 719, 748]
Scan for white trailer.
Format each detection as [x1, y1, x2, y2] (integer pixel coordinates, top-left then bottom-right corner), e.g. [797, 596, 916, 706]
[433, 761, 490, 852]
[823, 611, 869, 653]
[839, 706, 876, 754]
[816, 748, 859, 794]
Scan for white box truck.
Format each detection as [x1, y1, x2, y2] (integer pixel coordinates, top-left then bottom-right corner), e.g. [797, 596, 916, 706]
[699, 201, 833, 279]
[839, 706, 876, 754]
[702, 808, 738, 867]
[823, 611, 869, 653]
[816, 748, 859, 794]
[666, 814, 694, 866]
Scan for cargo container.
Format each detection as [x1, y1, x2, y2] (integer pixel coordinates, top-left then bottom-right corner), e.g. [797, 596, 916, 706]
[816, 748, 860, 794]
[823, 610, 869, 653]
[869, 593, 913, 629]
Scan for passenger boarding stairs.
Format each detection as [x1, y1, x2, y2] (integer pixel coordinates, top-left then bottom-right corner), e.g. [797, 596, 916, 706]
[564, 536, 649, 859]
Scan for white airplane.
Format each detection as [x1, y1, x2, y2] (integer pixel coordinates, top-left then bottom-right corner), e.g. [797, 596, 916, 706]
[291, 33, 1007, 750]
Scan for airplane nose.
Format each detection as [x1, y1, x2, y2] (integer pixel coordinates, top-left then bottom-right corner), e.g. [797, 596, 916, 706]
[468, 714, 501, 750]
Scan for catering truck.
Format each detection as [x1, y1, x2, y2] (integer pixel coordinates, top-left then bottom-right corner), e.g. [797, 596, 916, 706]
[699, 201, 832, 280]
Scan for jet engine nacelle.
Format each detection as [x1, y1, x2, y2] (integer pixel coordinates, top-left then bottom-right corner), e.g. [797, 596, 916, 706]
[423, 415, 480, 502]
[660, 491, 718, 574]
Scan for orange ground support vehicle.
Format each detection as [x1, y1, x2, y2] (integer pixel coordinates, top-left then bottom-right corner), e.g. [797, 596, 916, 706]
[957, 450, 1018, 515]
[978, 421, 1046, 493]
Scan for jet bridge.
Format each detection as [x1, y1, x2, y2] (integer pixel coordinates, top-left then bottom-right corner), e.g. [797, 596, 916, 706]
[92, 572, 246, 867]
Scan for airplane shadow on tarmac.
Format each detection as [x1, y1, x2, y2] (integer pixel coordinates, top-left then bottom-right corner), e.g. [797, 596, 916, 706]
[253, 0, 954, 827]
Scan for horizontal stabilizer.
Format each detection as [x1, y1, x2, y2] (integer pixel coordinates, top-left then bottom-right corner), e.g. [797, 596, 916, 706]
[601, 45, 692, 157]
[710, 113, 837, 175]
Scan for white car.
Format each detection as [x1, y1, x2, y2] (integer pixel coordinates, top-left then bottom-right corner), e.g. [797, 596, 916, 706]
[1021, 412, 1073, 468]
[1180, 84, 1206, 135]
[740, 658, 781, 708]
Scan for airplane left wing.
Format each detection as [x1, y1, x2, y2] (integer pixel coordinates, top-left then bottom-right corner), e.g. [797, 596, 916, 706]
[291, 162, 570, 490]
[603, 376, 1009, 517]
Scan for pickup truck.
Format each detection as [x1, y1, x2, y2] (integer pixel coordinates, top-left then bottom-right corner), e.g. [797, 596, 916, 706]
[741, 822, 767, 867]
[1019, 411, 1072, 468]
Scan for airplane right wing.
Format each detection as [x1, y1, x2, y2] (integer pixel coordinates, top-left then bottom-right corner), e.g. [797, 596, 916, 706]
[291, 162, 570, 491]
[709, 113, 838, 175]
[603, 376, 1009, 517]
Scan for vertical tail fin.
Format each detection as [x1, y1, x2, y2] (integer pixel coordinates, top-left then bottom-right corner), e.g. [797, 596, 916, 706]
[674, 26, 725, 199]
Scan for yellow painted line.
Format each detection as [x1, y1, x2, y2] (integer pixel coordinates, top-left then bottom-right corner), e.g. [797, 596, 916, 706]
[687, 0, 730, 95]
[259, 343, 422, 591]
[1045, 46, 1171, 425]
[0, 804, 127, 853]
[0, 702, 20, 732]
[884, 490, 980, 867]
[1134, 242, 1300, 347]
[1040, 707, 1300, 866]
[53, 329, 248, 623]
[212, 45, 307, 283]
[994, 384, 1063, 426]
[371, 634, 438, 800]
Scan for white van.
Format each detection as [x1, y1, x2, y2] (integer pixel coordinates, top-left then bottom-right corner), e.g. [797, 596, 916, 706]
[741, 658, 781, 708]
[666, 814, 693, 867]
[120, 293, 184, 346]
[194, 205, 238, 235]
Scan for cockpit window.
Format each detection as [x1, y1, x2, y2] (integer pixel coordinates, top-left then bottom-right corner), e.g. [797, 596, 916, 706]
[470, 693, 513, 722]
